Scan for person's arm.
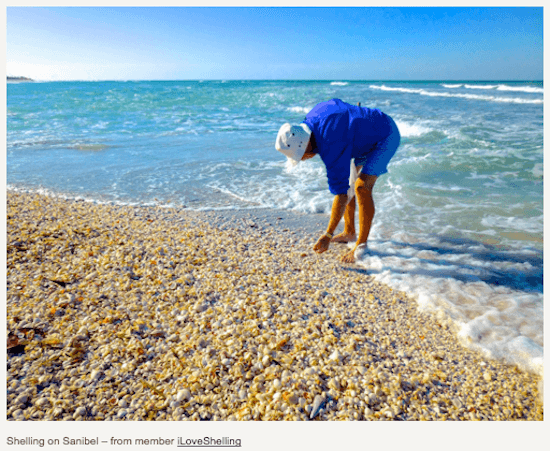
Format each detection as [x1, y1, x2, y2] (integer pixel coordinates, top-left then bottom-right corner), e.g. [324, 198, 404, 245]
[313, 193, 348, 254]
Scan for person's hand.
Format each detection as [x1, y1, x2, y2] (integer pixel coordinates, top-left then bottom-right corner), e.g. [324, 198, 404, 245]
[341, 250, 356, 263]
[313, 234, 331, 254]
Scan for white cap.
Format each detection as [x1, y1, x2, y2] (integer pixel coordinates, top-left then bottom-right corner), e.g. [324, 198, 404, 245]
[275, 123, 312, 165]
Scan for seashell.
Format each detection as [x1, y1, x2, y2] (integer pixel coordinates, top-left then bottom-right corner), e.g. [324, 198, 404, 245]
[284, 392, 299, 405]
[328, 350, 342, 363]
[309, 394, 325, 420]
[15, 394, 29, 405]
[35, 397, 50, 408]
[74, 407, 87, 418]
[281, 369, 292, 382]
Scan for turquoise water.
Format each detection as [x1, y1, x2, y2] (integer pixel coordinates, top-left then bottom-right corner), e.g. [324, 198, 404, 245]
[7, 80, 543, 373]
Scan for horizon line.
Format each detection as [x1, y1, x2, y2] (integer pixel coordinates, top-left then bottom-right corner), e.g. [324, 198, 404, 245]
[7, 78, 544, 83]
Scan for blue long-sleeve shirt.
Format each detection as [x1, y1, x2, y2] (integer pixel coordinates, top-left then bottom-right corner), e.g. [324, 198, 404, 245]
[303, 99, 392, 195]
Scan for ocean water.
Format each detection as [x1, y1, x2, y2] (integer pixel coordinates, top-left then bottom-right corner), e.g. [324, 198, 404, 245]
[7, 80, 543, 375]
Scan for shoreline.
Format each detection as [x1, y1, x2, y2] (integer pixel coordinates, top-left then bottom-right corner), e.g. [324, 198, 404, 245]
[6, 191, 543, 421]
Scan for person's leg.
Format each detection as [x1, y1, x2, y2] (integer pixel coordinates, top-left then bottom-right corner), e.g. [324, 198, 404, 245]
[341, 173, 377, 263]
[355, 173, 378, 246]
[340, 117, 400, 263]
[332, 165, 363, 243]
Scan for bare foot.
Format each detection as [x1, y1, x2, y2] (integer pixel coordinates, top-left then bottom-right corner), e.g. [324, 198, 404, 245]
[341, 250, 356, 263]
[331, 232, 356, 243]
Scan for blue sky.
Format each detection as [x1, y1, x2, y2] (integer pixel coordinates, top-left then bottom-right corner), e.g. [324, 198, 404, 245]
[6, 6, 544, 81]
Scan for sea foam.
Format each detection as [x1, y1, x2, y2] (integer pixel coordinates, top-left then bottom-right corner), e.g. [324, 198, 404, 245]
[354, 236, 543, 375]
[369, 84, 543, 104]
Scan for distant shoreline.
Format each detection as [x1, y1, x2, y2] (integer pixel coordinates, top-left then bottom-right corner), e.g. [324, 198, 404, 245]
[7, 76, 33, 82]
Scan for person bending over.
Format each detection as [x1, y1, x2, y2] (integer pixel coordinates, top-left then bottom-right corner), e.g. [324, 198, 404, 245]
[275, 98, 400, 263]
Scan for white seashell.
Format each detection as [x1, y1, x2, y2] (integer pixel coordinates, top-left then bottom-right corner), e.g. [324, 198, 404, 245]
[328, 378, 340, 391]
[35, 397, 49, 408]
[76, 326, 88, 336]
[328, 350, 342, 362]
[194, 302, 207, 313]
[73, 407, 87, 419]
[310, 394, 325, 420]
[15, 394, 29, 405]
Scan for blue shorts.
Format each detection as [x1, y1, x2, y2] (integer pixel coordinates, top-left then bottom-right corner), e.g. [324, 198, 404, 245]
[354, 116, 400, 176]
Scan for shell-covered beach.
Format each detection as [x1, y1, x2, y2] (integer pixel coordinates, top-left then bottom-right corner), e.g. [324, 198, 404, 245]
[6, 192, 543, 421]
